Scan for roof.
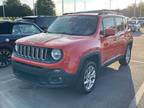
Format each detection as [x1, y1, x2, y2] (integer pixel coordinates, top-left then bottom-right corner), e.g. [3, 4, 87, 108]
[64, 9, 123, 16]
[0, 20, 38, 25]
[23, 16, 57, 19]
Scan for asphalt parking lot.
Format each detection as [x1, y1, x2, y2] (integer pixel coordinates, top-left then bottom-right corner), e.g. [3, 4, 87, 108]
[0, 32, 144, 108]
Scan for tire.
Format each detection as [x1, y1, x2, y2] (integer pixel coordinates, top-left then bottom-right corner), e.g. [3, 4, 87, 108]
[0, 49, 12, 68]
[76, 61, 98, 94]
[119, 45, 131, 65]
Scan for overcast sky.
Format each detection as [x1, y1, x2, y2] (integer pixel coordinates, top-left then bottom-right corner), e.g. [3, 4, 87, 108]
[0, 0, 142, 15]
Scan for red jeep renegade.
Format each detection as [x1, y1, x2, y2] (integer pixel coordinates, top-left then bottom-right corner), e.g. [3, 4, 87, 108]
[12, 11, 133, 93]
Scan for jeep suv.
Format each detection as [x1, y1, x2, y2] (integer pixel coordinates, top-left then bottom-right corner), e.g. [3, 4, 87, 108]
[12, 11, 133, 93]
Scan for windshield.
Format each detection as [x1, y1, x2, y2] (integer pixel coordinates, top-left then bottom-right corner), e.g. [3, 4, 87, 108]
[48, 15, 98, 36]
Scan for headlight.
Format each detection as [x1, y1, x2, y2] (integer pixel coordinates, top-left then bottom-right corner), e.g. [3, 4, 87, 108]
[15, 44, 18, 52]
[51, 49, 62, 61]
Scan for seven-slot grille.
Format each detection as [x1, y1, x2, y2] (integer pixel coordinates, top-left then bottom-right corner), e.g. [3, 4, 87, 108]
[16, 44, 50, 61]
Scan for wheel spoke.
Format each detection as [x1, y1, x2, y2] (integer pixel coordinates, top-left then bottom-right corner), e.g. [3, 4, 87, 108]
[84, 65, 97, 91]
[0, 49, 12, 67]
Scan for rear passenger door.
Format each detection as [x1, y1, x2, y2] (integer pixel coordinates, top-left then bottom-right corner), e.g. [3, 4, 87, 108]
[100, 16, 117, 64]
[115, 16, 127, 56]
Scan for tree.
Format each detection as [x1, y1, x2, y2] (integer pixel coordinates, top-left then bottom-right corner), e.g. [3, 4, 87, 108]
[36, 0, 56, 16]
[0, 0, 33, 17]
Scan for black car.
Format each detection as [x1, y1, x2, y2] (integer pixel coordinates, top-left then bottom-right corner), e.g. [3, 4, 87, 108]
[0, 21, 43, 67]
[16, 16, 57, 32]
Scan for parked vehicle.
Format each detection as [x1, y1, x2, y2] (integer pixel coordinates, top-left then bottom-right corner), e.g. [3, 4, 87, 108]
[128, 20, 141, 32]
[0, 21, 43, 67]
[138, 17, 144, 26]
[0, 17, 11, 21]
[16, 16, 57, 32]
[12, 11, 133, 93]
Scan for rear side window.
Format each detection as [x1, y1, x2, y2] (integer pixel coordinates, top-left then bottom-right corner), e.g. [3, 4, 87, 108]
[0, 23, 12, 34]
[115, 17, 125, 32]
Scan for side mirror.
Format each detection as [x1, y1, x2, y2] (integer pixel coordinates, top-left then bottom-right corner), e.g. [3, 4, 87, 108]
[105, 28, 116, 36]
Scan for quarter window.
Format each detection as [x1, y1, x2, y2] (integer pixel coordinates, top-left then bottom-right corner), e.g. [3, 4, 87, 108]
[115, 17, 125, 32]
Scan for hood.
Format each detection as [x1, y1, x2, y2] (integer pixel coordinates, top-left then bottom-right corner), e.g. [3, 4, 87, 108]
[16, 33, 89, 47]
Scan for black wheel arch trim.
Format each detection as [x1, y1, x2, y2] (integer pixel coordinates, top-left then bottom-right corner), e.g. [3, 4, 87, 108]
[76, 51, 101, 75]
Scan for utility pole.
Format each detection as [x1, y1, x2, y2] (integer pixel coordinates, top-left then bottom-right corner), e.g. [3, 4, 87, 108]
[2, 0, 6, 18]
[134, 0, 136, 17]
[84, 0, 86, 11]
[33, 0, 35, 15]
[140, 0, 142, 17]
[109, 0, 112, 9]
[62, 0, 64, 14]
[35, 3, 38, 15]
[74, 0, 76, 12]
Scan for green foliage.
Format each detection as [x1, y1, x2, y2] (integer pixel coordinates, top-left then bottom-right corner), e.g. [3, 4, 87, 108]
[36, 0, 56, 16]
[0, 0, 33, 17]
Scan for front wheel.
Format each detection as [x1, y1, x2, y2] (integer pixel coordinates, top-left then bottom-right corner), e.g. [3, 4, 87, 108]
[119, 46, 131, 65]
[0, 49, 12, 68]
[76, 61, 98, 94]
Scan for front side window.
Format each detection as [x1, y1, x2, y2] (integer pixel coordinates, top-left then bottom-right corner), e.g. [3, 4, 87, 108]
[12, 24, 41, 35]
[101, 17, 116, 35]
[103, 17, 115, 30]
[48, 15, 98, 36]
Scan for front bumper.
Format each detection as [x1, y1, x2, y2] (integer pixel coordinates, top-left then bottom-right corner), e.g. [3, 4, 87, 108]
[12, 61, 77, 87]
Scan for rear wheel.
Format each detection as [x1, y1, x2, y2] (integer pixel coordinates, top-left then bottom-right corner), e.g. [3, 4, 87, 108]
[76, 61, 98, 94]
[119, 45, 131, 65]
[0, 49, 12, 68]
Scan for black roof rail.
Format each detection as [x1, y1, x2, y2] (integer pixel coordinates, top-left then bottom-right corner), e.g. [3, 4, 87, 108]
[63, 9, 123, 15]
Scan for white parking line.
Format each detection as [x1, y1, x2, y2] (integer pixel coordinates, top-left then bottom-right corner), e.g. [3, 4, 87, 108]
[128, 81, 144, 108]
[128, 60, 144, 108]
[0, 78, 16, 85]
[0, 91, 16, 108]
[131, 60, 144, 64]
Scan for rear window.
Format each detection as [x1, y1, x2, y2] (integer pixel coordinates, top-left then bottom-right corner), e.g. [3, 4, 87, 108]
[48, 15, 98, 36]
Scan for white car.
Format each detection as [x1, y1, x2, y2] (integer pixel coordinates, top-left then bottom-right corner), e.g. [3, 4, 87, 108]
[138, 17, 144, 26]
[128, 20, 141, 32]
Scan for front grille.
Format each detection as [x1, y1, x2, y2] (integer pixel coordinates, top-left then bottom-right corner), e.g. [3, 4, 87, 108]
[16, 44, 51, 62]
